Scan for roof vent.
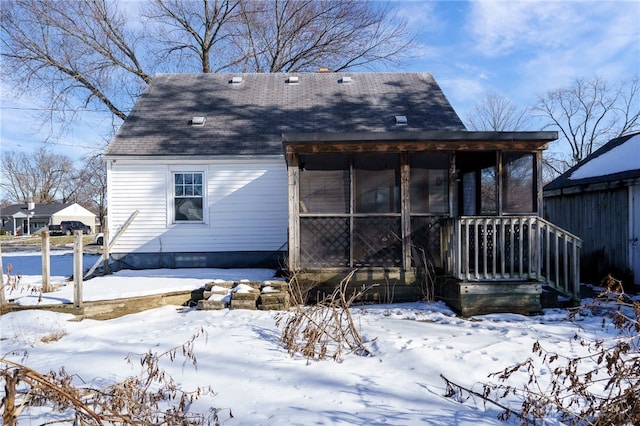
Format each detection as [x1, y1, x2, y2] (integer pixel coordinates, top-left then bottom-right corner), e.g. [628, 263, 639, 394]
[287, 76, 299, 84]
[230, 76, 243, 84]
[340, 76, 352, 84]
[395, 115, 408, 126]
[191, 116, 206, 126]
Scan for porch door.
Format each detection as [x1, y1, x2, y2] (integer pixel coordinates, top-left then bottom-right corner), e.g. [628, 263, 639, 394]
[632, 185, 640, 285]
[457, 152, 497, 216]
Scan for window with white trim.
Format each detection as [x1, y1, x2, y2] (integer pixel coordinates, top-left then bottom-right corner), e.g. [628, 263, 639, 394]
[173, 172, 204, 222]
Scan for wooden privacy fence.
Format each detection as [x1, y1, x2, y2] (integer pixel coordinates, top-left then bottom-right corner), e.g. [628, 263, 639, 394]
[441, 216, 582, 301]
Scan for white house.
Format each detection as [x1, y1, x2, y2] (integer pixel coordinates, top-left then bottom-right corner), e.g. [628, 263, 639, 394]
[104, 72, 583, 314]
[103, 72, 465, 270]
[0, 203, 96, 235]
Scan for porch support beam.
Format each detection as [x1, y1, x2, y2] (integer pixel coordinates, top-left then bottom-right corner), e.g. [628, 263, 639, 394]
[283, 131, 557, 154]
[287, 153, 300, 270]
[448, 153, 456, 217]
[496, 151, 503, 216]
[401, 153, 412, 270]
[536, 150, 543, 216]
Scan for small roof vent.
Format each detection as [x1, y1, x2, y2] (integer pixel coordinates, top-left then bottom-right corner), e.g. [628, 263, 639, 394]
[230, 76, 243, 84]
[340, 76, 352, 84]
[191, 116, 206, 126]
[287, 76, 300, 84]
[395, 115, 408, 126]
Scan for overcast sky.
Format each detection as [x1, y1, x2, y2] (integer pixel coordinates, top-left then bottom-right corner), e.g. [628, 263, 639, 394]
[1, 0, 639, 164]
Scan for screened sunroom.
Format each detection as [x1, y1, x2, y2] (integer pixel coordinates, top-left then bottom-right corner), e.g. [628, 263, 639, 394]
[283, 131, 582, 312]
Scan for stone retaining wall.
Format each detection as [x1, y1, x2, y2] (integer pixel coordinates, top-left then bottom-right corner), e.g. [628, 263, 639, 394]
[197, 280, 290, 311]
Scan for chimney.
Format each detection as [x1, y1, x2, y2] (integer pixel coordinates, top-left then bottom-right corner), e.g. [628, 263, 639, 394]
[317, 67, 331, 73]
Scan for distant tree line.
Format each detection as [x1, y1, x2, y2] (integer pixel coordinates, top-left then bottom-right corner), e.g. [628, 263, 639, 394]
[467, 75, 639, 178]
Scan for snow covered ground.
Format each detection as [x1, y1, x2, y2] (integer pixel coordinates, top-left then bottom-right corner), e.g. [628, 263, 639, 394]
[2, 249, 275, 306]
[0, 249, 635, 425]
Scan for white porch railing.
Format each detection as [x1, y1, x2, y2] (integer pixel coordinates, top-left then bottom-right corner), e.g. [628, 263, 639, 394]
[441, 216, 582, 301]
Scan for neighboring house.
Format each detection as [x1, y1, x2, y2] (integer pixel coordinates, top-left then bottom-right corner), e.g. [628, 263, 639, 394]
[544, 132, 640, 286]
[0, 203, 96, 235]
[104, 72, 580, 315]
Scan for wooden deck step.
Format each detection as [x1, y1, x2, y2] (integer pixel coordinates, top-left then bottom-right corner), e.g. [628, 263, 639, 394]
[436, 277, 543, 316]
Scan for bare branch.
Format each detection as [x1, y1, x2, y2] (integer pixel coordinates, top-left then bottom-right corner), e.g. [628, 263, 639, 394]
[1, 0, 416, 142]
[532, 75, 639, 167]
[0, 147, 74, 203]
[1, 0, 150, 122]
[466, 93, 531, 131]
[233, 0, 416, 73]
[142, 0, 241, 73]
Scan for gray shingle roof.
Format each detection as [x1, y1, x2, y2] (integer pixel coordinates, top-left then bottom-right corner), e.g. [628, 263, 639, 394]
[544, 132, 640, 192]
[104, 72, 466, 157]
[0, 203, 72, 217]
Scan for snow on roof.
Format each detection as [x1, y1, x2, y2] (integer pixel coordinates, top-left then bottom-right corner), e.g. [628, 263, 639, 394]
[569, 133, 640, 180]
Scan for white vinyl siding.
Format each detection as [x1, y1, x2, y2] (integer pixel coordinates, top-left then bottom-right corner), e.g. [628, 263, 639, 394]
[108, 165, 168, 253]
[107, 158, 288, 254]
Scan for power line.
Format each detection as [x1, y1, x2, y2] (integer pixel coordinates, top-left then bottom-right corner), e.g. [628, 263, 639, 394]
[0, 106, 128, 113]
[1, 138, 104, 151]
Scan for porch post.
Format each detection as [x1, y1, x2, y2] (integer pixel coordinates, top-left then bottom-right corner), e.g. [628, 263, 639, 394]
[0, 241, 5, 310]
[41, 230, 51, 292]
[73, 231, 83, 308]
[401, 153, 412, 270]
[496, 151, 503, 216]
[287, 153, 300, 270]
[448, 153, 456, 216]
[536, 151, 544, 216]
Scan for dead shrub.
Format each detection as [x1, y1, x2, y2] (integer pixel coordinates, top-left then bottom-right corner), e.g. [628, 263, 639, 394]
[276, 270, 373, 362]
[286, 270, 318, 307]
[413, 246, 437, 301]
[39, 329, 67, 343]
[1, 328, 230, 425]
[442, 275, 640, 425]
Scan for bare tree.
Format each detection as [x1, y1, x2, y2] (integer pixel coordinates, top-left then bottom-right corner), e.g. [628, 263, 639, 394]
[68, 154, 108, 228]
[142, 0, 242, 73]
[466, 93, 531, 131]
[143, 0, 415, 73]
[532, 75, 640, 168]
[0, 147, 74, 203]
[2, 0, 415, 212]
[1, 0, 151, 123]
[615, 76, 640, 136]
[1, 0, 416, 136]
[232, 0, 415, 73]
